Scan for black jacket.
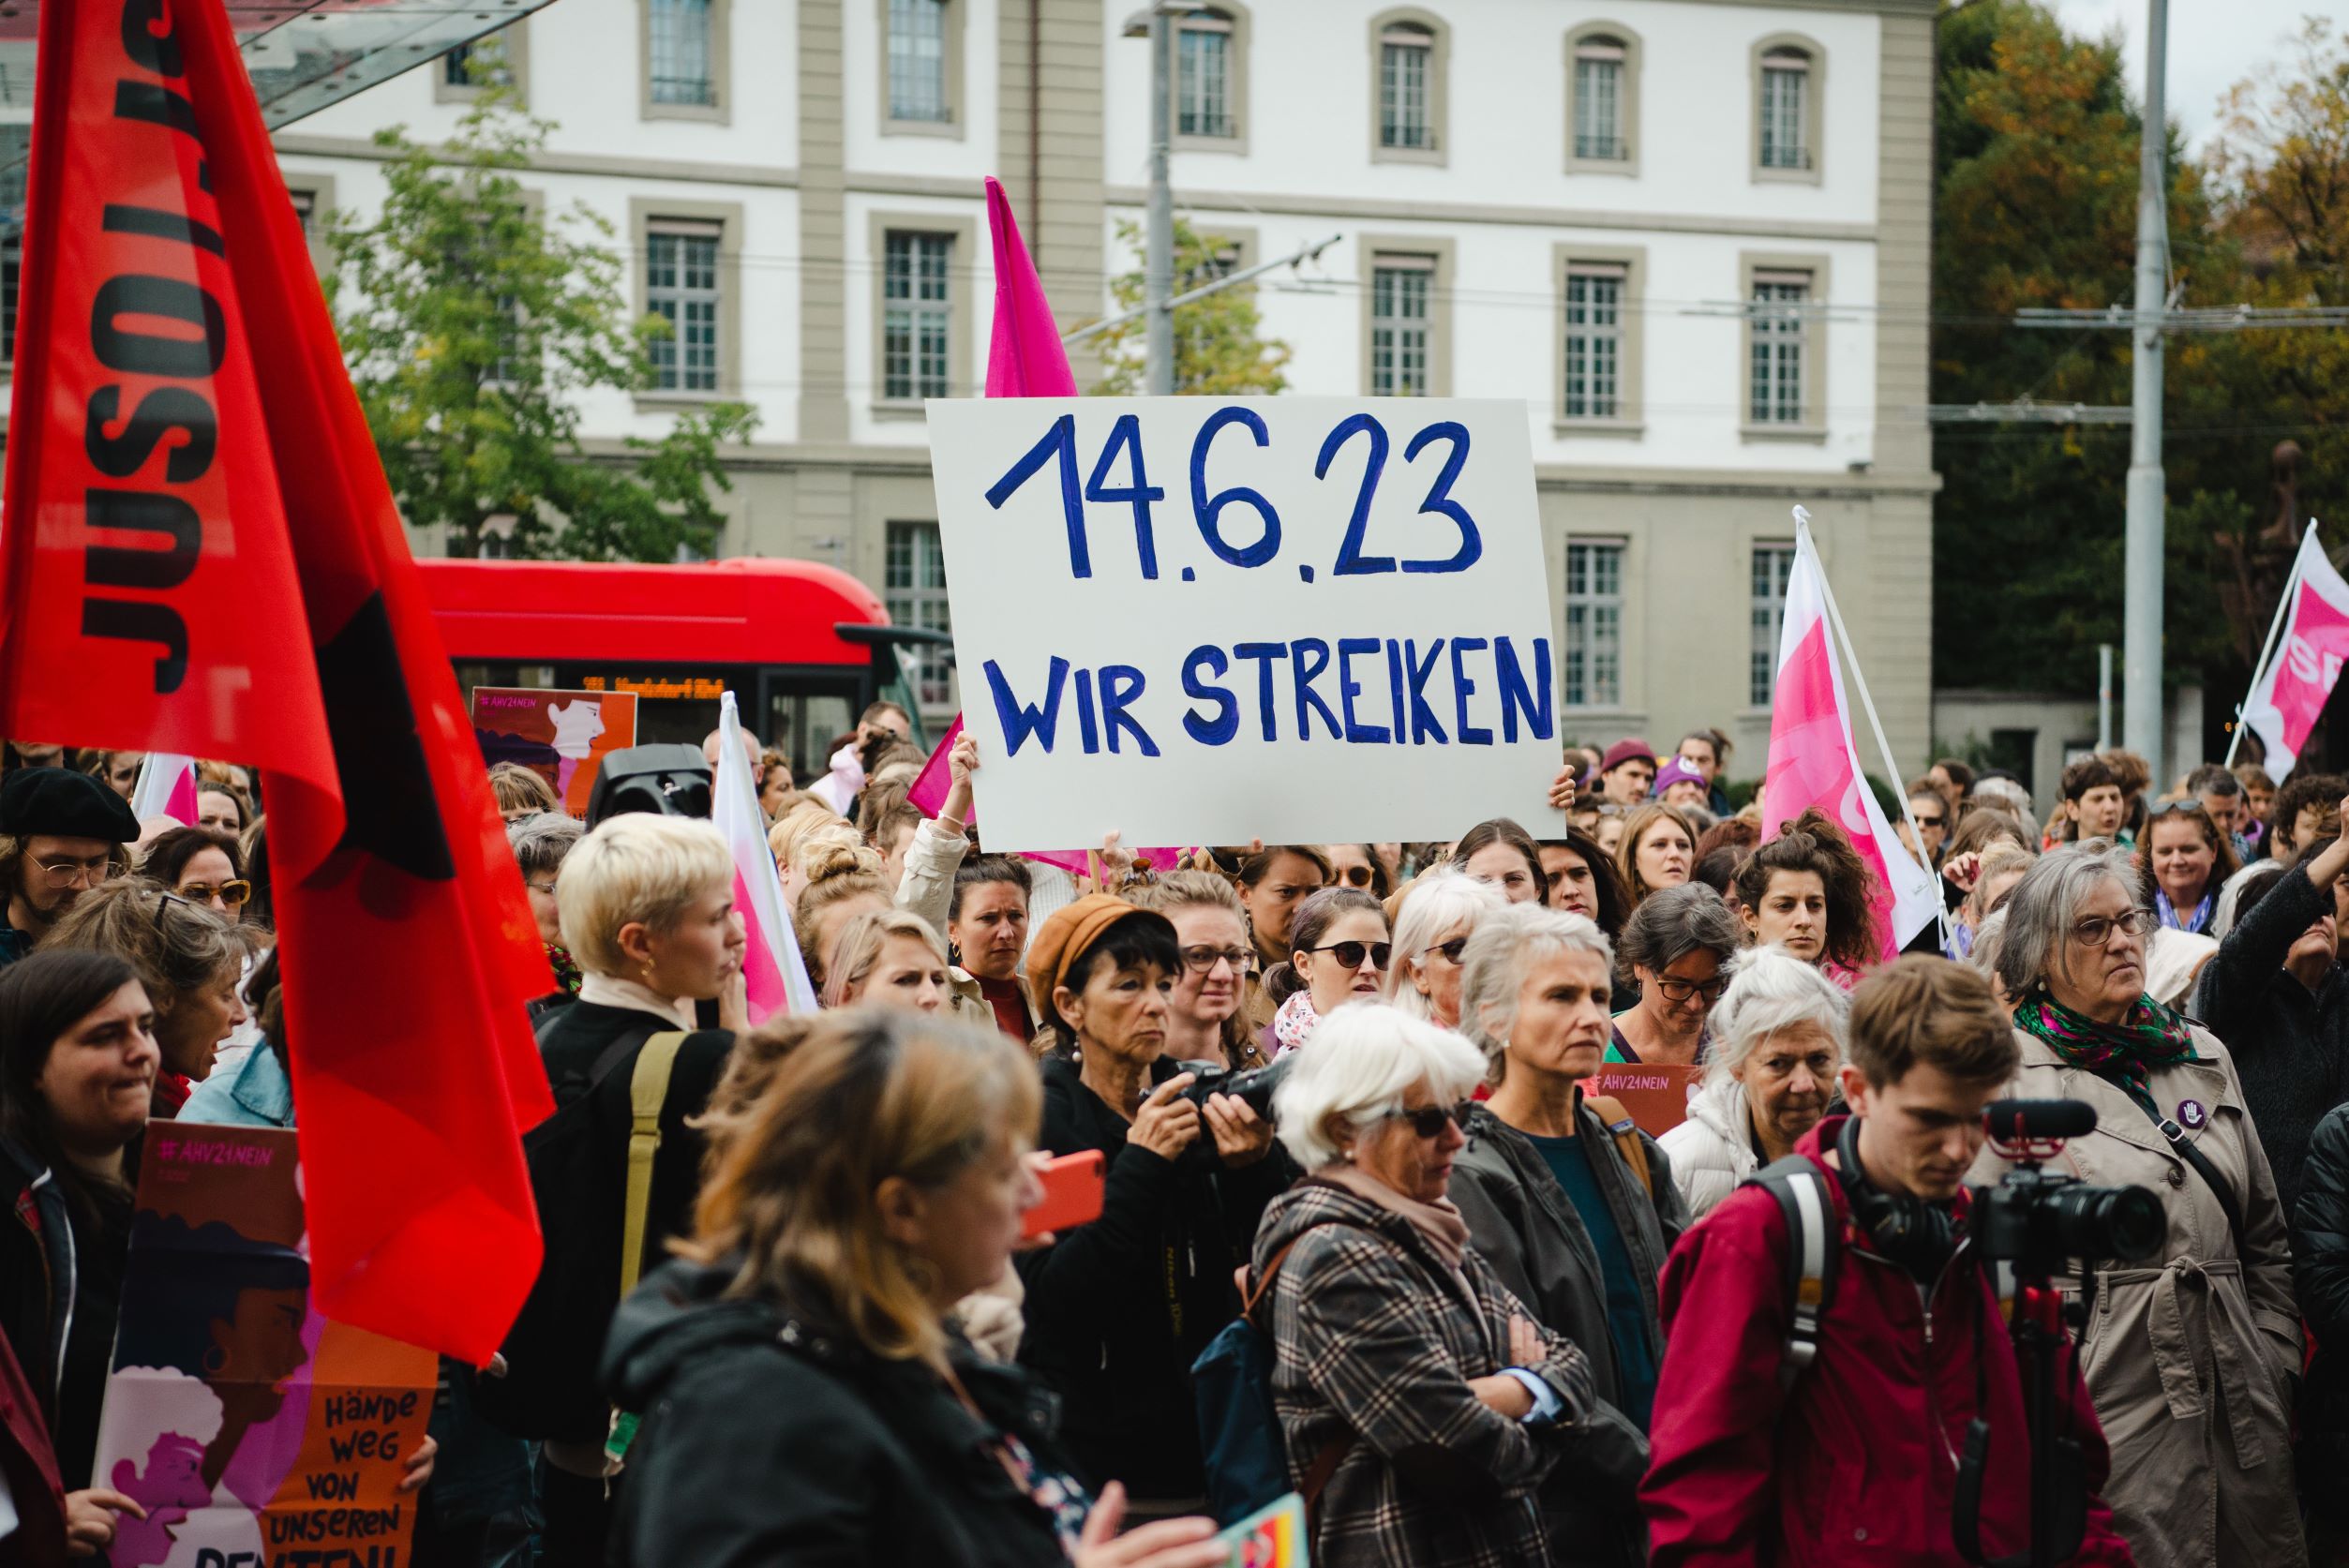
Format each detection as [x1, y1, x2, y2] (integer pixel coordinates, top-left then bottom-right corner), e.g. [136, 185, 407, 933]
[0, 1138, 130, 1491]
[2295, 1103, 2349, 1497]
[1014, 1053, 1290, 1501]
[2192, 865, 2349, 1217]
[1448, 1101, 1689, 1568]
[533, 999, 735, 1268]
[604, 1259, 1076, 1568]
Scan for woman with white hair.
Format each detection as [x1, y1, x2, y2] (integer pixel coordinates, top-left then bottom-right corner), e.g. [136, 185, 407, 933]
[1252, 1004, 1594, 1567]
[1657, 947, 1848, 1217]
[1446, 903, 1687, 1568]
[1976, 843, 2302, 1568]
[1385, 865, 1507, 1029]
[532, 813, 747, 1557]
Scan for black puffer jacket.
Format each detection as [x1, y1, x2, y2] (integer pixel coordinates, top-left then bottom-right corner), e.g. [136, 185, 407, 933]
[2294, 1102, 2349, 1515]
[605, 1259, 1080, 1568]
[1015, 1053, 1291, 1501]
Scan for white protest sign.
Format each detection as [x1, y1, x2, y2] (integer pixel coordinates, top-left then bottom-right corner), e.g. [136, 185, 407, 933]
[927, 397, 1565, 852]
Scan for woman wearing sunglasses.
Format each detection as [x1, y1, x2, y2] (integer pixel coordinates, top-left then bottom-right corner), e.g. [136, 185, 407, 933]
[1260, 889, 1390, 1057]
[1450, 903, 1689, 1568]
[1132, 871, 1266, 1072]
[137, 827, 252, 921]
[1322, 844, 1392, 900]
[1606, 884, 1743, 1067]
[1388, 866, 1507, 1031]
[38, 879, 246, 1120]
[1255, 1003, 1593, 1568]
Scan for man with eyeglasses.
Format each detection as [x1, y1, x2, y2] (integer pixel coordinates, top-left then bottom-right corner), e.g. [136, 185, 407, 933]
[0, 768, 140, 966]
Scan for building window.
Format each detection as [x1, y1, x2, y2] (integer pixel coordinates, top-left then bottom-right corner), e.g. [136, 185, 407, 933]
[887, 522, 954, 709]
[1563, 542, 1623, 709]
[1751, 542, 1796, 705]
[883, 231, 953, 402]
[1177, 10, 1234, 138]
[1369, 259, 1432, 397]
[1562, 266, 1623, 421]
[1750, 38, 1822, 180]
[647, 224, 722, 393]
[443, 37, 514, 89]
[1749, 271, 1809, 426]
[887, 0, 950, 123]
[1573, 37, 1624, 160]
[649, 0, 717, 107]
[1380, 24, 1433, 150]
[289, 189, 316, 234]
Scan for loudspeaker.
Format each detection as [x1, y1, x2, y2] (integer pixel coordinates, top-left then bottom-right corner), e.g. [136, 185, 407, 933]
[585, 743, 712, 826]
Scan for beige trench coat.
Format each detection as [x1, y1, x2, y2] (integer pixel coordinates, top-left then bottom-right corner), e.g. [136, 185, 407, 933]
[1971, 1025, 2305, 1568]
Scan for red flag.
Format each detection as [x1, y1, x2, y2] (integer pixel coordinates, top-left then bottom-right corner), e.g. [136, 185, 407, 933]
[0, 0, 553, 1364]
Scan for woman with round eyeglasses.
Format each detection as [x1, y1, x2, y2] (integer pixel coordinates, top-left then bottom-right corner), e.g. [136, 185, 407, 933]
[1387, 866, 1507, 1031]
[1132, 871, 1267, 1072]
[137, 827, 252, 921]
[1606, 884, 1743, 1068]
[1260, 889, 1389, 1056]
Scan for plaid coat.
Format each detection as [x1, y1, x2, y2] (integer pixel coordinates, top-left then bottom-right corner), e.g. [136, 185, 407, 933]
[1252, 1178, 1596, 1568]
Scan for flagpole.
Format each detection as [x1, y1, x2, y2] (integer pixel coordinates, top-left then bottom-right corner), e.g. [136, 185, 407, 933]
[2223, 518, 2314, 767]
[1791, 507, 1953, 950]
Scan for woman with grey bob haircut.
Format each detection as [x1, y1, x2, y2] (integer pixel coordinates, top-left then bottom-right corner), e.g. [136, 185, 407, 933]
[1446, 901, 1686, 1567]
[1658, 948, 1847, 1217]
[1256, 1001, 1596, 1567]
[1608, 883, 1744, 1067]
[1973, 843, 2304, 1568]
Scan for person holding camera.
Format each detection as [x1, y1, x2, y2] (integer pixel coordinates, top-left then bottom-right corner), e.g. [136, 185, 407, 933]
[1016, 894, 1284, 1517]
[1640, 957, 2135, 1566]
[1983, 844, 2303, 1568]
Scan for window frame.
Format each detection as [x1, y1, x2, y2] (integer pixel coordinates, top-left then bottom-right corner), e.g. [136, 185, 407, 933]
[1739, 251, 1830, 442]
[639, 0, 731, 125]
[1749, 32, 1824, 186]
[1367, 7, 1448, 167]
[629, 198, 745, 409]
[283, 173, 338, 277]
[867, 211, 980, 418]
[878, 0, 965, 139]
[1561, 538, 1627, 711]
[884, 519, 957, 714]
[1564, 22, 1638, 176]
[1551, 242, 1644, 436]
[1174, 3, 1249, 154]
[435, 22, 530, 106]
[1357, 237, 1453, 398]
[1750, 540, 1798, 707]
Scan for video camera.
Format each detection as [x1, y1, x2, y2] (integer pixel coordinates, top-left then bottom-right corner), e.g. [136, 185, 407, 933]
[586, 744, 712, 826]
[1954, 1098, 2162, 1568]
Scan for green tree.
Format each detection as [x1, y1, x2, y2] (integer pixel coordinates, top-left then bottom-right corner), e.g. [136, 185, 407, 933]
[324, 82, 757, 560]
[1091, 218, 1294, 395]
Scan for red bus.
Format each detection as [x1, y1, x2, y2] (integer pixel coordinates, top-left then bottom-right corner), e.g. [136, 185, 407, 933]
[415, 558, 949, 784]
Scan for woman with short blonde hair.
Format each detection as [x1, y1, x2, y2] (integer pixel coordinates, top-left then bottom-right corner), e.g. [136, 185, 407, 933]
[821, 908, 952, 1014]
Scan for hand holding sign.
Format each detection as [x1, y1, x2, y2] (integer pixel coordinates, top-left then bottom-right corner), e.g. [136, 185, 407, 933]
[930, 398, 1564, 851]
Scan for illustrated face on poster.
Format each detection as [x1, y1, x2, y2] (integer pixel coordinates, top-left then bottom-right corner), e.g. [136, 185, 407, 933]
[926, 397, 1566, 851]
[92, 1125, 434, 1568]
[469, 686, 640, 816]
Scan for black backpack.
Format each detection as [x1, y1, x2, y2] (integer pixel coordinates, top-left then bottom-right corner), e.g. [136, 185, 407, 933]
[473, 1023, 685, 1441]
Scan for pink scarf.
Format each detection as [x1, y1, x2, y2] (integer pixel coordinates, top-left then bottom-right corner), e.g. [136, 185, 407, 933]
[1272, 990, 1321, 1056]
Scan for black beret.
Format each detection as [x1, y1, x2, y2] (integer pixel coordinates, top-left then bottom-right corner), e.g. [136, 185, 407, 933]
[0, 767, 142, 844]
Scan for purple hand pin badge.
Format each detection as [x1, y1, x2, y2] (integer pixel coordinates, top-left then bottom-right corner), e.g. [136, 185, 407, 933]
[2177, 1098, 2207, 1130]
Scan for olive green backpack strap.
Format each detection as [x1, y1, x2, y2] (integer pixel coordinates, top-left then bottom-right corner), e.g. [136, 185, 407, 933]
[619, 1032, 688, 1297]
[1583, 1093, 1653, 1198]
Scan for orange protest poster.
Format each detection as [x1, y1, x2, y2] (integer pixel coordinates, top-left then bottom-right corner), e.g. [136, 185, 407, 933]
[90, 1125, 436, 1568]
[470, 686, 640, 817]
[1582, 1063, 1705, 1136]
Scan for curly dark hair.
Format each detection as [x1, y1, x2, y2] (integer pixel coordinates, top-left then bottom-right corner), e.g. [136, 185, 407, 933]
[1733, 809, 1881, 971]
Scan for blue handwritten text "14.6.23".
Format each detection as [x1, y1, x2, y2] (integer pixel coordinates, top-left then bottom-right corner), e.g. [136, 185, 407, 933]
[983, 408, 1485, 586]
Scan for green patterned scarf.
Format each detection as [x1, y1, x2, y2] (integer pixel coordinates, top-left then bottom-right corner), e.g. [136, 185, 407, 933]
[2013, 992, 2196, 1116]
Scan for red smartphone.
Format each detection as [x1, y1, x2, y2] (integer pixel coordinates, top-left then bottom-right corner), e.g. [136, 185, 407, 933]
[1021, 1149, 1106, 1239]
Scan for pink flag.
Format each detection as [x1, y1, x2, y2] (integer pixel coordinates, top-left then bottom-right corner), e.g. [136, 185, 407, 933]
[984, 175, 1079, 398]
[1762, 528, 1940, 960]
[2239, 528, 2349, 777]
[129, 752, 200, 828]
[715, 691, 818, 1022]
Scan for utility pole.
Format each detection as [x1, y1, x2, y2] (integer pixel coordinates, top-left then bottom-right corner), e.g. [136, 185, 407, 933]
[1145, 7, 1176, 396]
[2123, 0, 2168, 773]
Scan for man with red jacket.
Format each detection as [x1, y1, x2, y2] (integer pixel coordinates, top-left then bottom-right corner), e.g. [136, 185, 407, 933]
[1639, 956, 2135, 1566]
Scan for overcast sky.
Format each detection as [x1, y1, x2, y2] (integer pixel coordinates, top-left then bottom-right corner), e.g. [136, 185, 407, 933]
[2048, 0, 2322, 153]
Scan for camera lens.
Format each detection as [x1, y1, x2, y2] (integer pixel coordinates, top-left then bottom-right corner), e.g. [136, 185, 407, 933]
[2052, 1184, 2165, 1262]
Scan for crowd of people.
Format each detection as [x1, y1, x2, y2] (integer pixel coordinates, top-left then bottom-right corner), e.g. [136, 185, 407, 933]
[1, 714, 2346, 1567]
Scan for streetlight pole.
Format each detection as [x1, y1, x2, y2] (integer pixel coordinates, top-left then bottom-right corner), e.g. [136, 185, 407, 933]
[2122, 0, 2168, 771]
[1145, 8, 1176, 396]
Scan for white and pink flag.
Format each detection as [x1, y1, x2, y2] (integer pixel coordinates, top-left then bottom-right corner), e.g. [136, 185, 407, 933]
[1762, 520, 1941, 960]
[2238, 526, 2349, 777]
[715, 691, 819, 1023]
[129, 751, 200, 828]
